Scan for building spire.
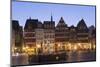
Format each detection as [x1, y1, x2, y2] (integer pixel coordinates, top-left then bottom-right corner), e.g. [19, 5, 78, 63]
[51, 12, 53, 22]
[29, 17, 31, 19]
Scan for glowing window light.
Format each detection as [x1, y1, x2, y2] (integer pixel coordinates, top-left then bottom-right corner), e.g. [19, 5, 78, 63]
[37, 44, 41, 48]
[22, 47, 26, 50]
[89, 43, 92, 49]
[14, 47, 17, 50]
[84, 45, 87, 49]
[73, 45, 78, 50]
[26, 46, 29, 49]
[93, 44, 96, 49]
[24, 47, 36, 55]
[78, 43, 81, 46]
[58, 44, 61, 47]
[68, 43, 72, 50]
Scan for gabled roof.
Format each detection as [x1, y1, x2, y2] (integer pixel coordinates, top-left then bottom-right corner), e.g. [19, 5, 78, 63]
[77, 19, 88, 30]
[24, 18, 38, 30]
[56, 17, 67, 28]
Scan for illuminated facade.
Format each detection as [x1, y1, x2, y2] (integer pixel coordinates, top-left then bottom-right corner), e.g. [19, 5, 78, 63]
[24, 18, 37, 47]
[43, 16, 55, 54]
[77, 19, 89, 43]
[12, 17, 96, 55]
[68, 25, 77, 50]
[35, 21, 44, 53]
[23, 16, 55, 54]
[24, 18, 39, 55]
[89, 26, 96, 50]
[55, 17, 69, 51]
[76, 19, 90, 50]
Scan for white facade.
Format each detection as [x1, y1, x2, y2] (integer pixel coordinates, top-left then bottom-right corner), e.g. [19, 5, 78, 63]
[35, 29, 44, 48]
[43, 29, 55, 54]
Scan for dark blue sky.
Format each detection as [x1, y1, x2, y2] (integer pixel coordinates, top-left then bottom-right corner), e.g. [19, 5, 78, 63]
[12, 1, 96, 27]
